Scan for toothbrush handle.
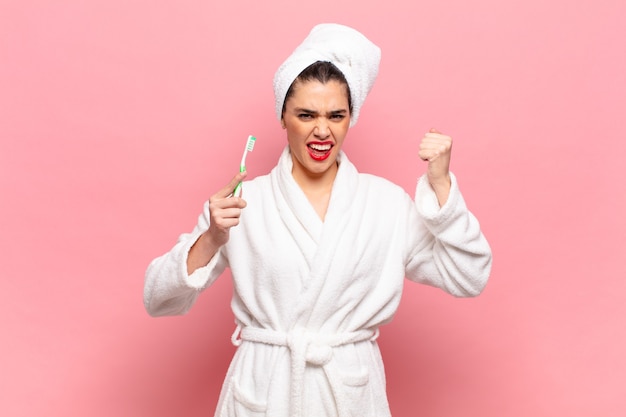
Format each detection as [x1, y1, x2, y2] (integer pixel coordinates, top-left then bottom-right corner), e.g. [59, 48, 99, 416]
[233, 166, 245, 197]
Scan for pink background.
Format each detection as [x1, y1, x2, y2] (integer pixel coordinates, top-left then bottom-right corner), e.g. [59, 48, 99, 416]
[1, 1, 625, 416]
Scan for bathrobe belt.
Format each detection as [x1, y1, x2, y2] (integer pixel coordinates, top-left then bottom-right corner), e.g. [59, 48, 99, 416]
[231, 325, 379, 417]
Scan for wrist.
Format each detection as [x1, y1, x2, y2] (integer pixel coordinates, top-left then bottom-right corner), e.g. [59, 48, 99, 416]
[187, 231, 222, 275]
[428, 174, 451, 207]
[428, 173, 451, 190]
[198, 229, 224, 253]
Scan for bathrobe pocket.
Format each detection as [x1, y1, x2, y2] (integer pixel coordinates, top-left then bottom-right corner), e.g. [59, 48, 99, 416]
[337, 364, 395, 417]
[328, 342, 387, 416]
[341, 366, 370, 405]
[232, 379, 267, 416]
[222, 342, 288, 417]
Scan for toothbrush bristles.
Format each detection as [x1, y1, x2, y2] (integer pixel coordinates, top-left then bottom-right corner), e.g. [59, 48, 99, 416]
[246, 135, 256, 152]
[240, 135, 256, 167]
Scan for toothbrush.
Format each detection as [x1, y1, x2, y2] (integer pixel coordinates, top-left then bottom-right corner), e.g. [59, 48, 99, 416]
[232, 135, 256, 197]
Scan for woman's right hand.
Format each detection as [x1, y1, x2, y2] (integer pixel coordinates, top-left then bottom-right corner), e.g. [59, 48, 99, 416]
[206, 170, 248, 247]
[187, 171, 247, 274]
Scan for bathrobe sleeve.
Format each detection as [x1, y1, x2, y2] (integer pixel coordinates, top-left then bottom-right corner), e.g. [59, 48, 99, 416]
[144, 201, 229, 317]
[404, 173, 492, 296]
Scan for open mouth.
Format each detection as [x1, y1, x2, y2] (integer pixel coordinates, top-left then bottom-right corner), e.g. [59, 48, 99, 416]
[307, 142, 333, 161]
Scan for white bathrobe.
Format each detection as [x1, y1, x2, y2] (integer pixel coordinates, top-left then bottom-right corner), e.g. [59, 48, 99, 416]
[144, 146, 492, 417]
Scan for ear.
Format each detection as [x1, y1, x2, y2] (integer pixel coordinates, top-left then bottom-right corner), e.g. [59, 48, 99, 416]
[281, 119, 286, 129]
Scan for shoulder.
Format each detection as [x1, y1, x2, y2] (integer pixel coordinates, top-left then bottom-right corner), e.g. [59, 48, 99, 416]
[245, 172, 271, 187]
[359, 173, 410, 199]
[241, 173, 271, 198]
[357, 173, 415, 215]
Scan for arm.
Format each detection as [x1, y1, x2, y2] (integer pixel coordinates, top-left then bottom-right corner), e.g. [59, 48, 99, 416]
[143, 171, 247, 316]
[405, 129, 492, 296]
[405, 173, 492, 296]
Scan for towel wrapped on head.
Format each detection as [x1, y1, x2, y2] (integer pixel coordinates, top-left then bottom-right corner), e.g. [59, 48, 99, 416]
[273, 23, 381, 127]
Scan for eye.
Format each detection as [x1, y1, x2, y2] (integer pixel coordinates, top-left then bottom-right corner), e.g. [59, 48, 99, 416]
[298, 113, 314, 120]
[330, 114, 346, 121]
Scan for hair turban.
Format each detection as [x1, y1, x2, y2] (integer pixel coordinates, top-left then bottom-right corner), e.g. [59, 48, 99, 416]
[273, 23, 381, 127]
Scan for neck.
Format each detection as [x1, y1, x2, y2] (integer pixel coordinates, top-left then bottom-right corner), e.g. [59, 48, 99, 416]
[293, 162, 337, 190]
[291, 161, 338, 221]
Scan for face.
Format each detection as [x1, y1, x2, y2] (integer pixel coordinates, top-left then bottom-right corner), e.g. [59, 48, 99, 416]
[282, 79, 351, 183]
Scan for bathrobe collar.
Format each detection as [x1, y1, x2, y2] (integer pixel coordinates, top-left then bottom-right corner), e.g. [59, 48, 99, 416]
[272, 145, 358, 244]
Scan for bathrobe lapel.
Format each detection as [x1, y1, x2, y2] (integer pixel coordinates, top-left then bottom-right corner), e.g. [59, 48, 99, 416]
[271, 148, 321, 272]
[271, 147, 359, 328]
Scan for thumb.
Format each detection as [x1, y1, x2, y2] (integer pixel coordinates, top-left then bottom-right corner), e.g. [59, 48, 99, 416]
[429, 127, 441, 134]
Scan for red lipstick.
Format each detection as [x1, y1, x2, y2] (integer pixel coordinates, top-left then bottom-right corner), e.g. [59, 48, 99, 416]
[307, 142, 333, 161]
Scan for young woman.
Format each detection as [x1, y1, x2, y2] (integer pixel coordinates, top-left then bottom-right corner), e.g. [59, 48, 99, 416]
[145, 23, 492, 417]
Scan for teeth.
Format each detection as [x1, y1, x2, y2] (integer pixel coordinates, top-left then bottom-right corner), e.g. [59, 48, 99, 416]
[309, 143, 332, 151]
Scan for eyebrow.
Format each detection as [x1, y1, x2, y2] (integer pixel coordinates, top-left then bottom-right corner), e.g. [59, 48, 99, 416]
[294, 107, 348, 116]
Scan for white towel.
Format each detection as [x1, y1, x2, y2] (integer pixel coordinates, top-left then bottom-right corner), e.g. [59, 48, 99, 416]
[273, 23, 381, 127]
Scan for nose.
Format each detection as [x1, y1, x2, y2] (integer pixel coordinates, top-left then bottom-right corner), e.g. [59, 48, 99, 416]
[314, 118, 330, 138]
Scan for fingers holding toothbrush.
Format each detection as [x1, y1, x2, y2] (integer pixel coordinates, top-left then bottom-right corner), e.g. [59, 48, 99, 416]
[207, 170, 248, 244]
[211, 134, 255, 236]
[187, 171, 247, 275]
[189, 134, 256, 273]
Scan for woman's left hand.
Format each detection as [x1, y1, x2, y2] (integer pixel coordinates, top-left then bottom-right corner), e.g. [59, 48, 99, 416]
[419, 128, 452, 206]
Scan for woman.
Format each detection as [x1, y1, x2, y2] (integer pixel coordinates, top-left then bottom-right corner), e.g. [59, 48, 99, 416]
[145, 23, 492, 417]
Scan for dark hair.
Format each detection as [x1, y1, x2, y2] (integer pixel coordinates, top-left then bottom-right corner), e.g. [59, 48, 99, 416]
[281, 61, 353, 117]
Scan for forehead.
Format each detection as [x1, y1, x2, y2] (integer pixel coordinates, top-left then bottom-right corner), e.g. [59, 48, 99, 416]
[287, 79, 350, 109]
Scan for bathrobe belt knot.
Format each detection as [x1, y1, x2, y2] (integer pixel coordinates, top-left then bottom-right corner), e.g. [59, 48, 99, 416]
[231, 325, 379, 417]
